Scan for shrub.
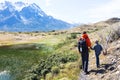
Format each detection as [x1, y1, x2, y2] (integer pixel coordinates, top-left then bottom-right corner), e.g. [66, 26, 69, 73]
[108, 25, 120, 41]
[23, 53, 78, 80]
[51, 66, 60, 75]
[59, 64, 65, 69]
[22, 73, 38, 80]
[97, 25, 120, 55]
[46, 73, 53, 80]
[70, 33, 77, 39]
[66, 33, 78, 40]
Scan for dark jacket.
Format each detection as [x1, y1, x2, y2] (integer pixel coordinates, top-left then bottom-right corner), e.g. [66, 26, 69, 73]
[92, 43, 103, 55]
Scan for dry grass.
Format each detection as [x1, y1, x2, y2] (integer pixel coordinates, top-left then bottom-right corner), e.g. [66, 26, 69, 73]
[46, 62, 80, 80]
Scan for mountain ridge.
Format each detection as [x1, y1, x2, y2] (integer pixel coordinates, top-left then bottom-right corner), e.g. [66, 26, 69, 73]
[66, 17, 120, 33]
[0, 1, 73, 32]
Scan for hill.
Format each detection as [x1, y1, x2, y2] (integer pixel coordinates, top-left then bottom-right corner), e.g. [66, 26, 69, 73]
[67, 17, 120, 33]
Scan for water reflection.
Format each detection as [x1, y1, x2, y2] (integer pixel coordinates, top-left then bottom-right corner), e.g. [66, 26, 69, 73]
[0, 71, 11, 80]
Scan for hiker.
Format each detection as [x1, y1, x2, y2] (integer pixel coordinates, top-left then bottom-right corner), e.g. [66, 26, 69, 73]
[78, 31, 91, 74]
[91, 40, 103, 68]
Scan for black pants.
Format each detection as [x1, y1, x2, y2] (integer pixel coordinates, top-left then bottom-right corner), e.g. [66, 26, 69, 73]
[95, 53, 100, 67]
[81, 51, 89, 73]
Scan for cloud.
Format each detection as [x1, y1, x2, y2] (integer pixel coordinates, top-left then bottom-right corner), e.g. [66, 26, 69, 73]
[89, 0, 120, 21]
[0, 0, 6, 2]
[45, 0, 52, 7]
[0, 0, 35, 4]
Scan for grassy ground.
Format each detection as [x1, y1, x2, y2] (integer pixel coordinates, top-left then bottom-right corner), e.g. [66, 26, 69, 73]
[0, 32, 80, 80]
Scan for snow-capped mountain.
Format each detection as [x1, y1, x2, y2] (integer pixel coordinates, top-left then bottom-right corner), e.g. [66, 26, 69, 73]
[0, 1, 72, 32]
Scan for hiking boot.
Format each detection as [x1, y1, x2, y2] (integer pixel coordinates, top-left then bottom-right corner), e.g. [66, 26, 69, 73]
[97, 65, 100, 68]
[85, 71, 90, 75]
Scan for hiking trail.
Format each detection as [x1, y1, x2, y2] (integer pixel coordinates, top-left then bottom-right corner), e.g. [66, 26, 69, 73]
[79, 39, 120, 80]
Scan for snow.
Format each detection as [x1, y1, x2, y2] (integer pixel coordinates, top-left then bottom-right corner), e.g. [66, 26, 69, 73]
[13, 2, 29, 12]
[39, 13, 44, 17]
[20, 16, 30, 24]
[30, 3, 45, 17]
[0, 13, 14, 22]
[0, 1, 29, 12]
[0, 3, 7, 10]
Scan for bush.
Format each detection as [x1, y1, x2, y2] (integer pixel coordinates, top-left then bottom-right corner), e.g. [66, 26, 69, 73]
[23, 53, 78, 80]
[108, 26, 120, 42]
[51, 66, 60, 75]
[97, 25, 120, 55]
[46, 73, 53, 80]
[70, 33, 77, 39]
[22, 73, 38, 80]
[66, 33, 78, 40]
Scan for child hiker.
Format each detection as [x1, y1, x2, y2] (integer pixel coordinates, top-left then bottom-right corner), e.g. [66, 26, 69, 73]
[92, 40, 103, 68]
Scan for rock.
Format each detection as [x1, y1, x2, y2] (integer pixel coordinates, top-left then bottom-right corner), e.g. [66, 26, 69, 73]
[115, 71, 119, 74]
[117, 65, 120, 70]
[109, 67, 115, 71]
[101, 75, 105, 78]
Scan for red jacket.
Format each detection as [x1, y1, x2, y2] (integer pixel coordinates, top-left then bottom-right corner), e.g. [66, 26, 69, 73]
[82, 34, 91, 47]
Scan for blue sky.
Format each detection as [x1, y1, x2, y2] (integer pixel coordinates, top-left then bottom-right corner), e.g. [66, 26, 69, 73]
[0, 0, 120, 23]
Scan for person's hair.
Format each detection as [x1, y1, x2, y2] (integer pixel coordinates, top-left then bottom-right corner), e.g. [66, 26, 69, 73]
[95, 40, 99, 43]
[83, 31, 86, 34]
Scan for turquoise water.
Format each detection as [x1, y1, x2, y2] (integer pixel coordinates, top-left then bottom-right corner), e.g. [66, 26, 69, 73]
[0, 71, 11, 80]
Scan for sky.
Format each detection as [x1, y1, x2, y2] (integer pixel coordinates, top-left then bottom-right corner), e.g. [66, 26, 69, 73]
[0, 0, 120, 23]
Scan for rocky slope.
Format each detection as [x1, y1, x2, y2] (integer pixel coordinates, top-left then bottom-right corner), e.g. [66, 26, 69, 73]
[79, 39, 120, 80]
[78, 19, 120, 80]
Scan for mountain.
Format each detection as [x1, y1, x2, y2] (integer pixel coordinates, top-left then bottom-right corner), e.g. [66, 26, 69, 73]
[0, 1, 72, 32]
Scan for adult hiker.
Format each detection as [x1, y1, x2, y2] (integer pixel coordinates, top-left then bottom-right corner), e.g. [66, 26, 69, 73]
[91, 40, 103, 68]
[78, 31, 91, 74]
